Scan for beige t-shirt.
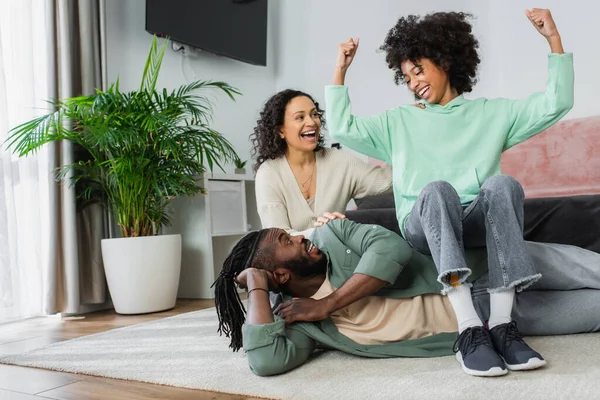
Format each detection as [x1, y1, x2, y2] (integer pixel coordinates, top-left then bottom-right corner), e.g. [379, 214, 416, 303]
[311, 277, 458, 345]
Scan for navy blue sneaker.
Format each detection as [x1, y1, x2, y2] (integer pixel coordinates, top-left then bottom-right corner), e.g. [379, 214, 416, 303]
[489, 321, 546, 371]
[453, 326, 507, 377]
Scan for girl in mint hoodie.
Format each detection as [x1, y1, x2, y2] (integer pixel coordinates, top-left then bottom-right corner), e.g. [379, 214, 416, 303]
[325, 9, 573, 377]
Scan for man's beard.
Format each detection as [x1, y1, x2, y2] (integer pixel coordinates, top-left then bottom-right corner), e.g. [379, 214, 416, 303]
[286, 254, 327, 277]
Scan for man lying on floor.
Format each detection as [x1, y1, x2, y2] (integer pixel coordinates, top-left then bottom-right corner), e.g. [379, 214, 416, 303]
[213, 218, 600, 377]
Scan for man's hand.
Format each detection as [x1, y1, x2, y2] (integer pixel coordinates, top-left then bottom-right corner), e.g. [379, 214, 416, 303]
[314, 211, 347, 227]
[274, 298, 331, 324]
[241, 268, 277, 326]
[235, 268, 279, 292]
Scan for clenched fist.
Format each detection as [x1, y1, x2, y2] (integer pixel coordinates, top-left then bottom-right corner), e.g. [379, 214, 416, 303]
[336, 38, 360, 71]
[525, 9, 559, 39]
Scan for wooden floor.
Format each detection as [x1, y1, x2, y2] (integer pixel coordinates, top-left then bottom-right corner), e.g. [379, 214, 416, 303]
[0, 300, 259, 400]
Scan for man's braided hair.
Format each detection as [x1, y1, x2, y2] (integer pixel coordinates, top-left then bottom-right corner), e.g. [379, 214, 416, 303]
[212, 229, 269, 352]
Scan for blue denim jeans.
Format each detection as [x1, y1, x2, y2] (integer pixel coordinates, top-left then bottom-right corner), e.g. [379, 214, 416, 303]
[404, 175, 541, 293]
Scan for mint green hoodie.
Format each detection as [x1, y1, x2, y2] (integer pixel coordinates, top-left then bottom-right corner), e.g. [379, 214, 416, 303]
[325, 53, 574, 235]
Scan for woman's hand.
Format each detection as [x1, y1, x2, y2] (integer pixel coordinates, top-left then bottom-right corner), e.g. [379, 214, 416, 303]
[525, 9, 563, 54]
[314, 211, 347, 227]
[333, 38, 359, 85]
[525, 9, 558, 39]
[336, 38, 359, 71]
[235, 268, 279, 292]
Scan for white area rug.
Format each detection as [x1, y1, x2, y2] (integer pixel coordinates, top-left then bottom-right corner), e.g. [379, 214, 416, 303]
[1, 307, 599, 399]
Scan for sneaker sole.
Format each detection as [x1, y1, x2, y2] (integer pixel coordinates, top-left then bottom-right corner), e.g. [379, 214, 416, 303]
[456, 352, 508, 377]
[504, 357, 547, 371]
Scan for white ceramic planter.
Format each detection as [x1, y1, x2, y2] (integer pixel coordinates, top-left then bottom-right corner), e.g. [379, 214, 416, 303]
[101, 234, 182, 314]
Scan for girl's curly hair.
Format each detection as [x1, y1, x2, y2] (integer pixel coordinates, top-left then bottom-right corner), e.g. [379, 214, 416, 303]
[251, 89, 326, 172]
[380, 12, 480, 94]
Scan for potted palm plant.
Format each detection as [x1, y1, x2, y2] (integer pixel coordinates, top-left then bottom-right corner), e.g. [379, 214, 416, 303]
[6, 37, 241, 314]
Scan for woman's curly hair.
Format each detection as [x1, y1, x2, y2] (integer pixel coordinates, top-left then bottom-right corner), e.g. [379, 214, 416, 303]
[251, 89, 326, 172]
[380, 12, 480, 94]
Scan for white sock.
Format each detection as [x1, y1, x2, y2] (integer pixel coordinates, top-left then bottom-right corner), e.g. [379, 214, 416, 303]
[447, 284, 483, 333]
[488, 288, 515, 329]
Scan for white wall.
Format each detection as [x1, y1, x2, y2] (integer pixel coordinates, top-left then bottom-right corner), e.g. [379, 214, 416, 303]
[476, 0, 597, 120]
[104, 0, 280, 167]
[275, 0, 598, 126]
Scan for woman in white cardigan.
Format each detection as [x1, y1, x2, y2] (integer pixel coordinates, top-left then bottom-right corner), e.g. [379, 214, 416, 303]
[252, 89, 392, 236]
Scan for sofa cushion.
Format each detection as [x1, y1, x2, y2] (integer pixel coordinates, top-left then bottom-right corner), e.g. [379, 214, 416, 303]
[523, 194, 600, 253]
[354, 192, 395, 210]
[345, 208, 400, 234]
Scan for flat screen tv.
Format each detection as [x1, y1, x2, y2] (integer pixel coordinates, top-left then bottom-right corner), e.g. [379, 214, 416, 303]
[145, 0, 268, 66]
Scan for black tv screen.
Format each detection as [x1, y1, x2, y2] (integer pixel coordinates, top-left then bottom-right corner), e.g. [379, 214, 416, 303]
[145, 0, 268, 66]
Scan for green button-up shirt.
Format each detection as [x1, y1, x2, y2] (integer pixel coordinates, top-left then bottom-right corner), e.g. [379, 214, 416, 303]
[242, 219, 488, 376]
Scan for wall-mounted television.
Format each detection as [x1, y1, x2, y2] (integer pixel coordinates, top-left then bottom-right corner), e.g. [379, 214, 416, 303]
[145, 0, 268, 66]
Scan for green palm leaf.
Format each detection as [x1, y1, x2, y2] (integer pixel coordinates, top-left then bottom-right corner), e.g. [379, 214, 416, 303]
[140, 36, 168, 93]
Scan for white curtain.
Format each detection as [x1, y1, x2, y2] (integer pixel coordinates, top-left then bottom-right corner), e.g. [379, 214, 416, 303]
[0, 0, 51, 321]
[0, 0, 109, 323]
